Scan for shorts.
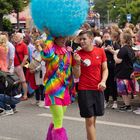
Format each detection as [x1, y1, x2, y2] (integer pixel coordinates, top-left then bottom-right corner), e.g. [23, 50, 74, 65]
[45, 91, 71, 106]
[134, 79, 140, 93]
[78, 90, 105, 118]
[116, 79, 134, 95]
[14, 65, 26, 82]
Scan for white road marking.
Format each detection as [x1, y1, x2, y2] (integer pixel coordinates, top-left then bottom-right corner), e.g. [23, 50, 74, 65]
[38, 113, 140, 130]
[0, 136, 18, 140]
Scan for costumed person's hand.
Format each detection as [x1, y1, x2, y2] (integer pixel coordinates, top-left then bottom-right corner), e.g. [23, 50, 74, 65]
[73, 53, 81, 65]
[44, 27, 50, 35]
[35, 40, 44, 51]
[98, 81, 106, 91]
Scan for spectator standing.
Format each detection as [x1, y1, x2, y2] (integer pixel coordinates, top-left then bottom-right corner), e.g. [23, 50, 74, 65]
[0, 35, 8, 72]
[13, 33, 28, 101]
[109, 32, 135, 112]
[102, 32, 119, 109]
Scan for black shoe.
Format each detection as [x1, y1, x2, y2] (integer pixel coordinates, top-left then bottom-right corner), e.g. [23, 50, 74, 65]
[119, 105, 132, 112]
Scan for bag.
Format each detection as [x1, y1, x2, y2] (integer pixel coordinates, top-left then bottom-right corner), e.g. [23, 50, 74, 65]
[0, 71, 21, 96]
[28, 57, 41, 70]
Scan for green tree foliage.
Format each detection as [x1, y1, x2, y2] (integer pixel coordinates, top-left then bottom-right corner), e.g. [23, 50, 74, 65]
[0, 0, 29, 31]
[2, 18, 13, 33]
[94, 0, 109, 23]
[0, 0, 13, 30]
[94, 0, 140, 26]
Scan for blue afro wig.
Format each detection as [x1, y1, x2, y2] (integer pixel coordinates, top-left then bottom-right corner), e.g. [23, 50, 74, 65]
[31, 0, 89, 37]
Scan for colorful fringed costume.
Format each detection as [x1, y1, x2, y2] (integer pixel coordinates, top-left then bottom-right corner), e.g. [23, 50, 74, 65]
[41, 36, 74, 140]
[41, 36, 73, 106]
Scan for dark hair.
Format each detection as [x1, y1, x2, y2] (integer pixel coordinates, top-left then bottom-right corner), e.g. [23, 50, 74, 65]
[78, 30, 94, 38]
[89, 22, 95, 28]
[23, 34, 31, 45]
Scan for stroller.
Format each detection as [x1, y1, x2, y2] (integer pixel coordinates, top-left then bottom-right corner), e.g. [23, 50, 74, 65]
[0, 71, 21, 96]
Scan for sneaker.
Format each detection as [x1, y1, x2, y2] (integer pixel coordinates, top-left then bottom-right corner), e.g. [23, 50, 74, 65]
[13, 108, 18, 113]
[2, 109, 14, 116]
[119, 105, 132, 112]
[133, 109, 140, 115]
[133, 107, 140, 111]
[0, 108, 5, 115]
[112, 101, 118, 109]
[38, 101, 45, 108]
[104, 101, 111, 108]
[44, 106, 50, 109]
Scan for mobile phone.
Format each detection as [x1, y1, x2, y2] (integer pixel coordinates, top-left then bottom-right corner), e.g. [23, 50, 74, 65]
[105, 40, 112, 46]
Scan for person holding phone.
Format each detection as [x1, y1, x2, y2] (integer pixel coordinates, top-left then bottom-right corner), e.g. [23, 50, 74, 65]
[73, 30, 108, 140]
[102, 32, 119, 109]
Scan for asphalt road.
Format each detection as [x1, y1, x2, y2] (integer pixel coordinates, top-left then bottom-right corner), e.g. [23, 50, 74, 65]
[0, 97, 140, 140]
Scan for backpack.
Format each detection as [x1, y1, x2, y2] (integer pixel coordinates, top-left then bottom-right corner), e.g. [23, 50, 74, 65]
[0, 71, 21, 96]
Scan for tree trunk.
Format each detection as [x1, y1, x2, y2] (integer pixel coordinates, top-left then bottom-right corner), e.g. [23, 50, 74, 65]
[0, 14, 3, 31]
[17, 11, 20, 30]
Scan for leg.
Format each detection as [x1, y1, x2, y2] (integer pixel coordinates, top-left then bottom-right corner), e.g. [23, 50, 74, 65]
[50, 105, 65, 129]
[122, 95, 131, 106]
[40, 85, 45, 101]
[0, 94, 16, 110]
[22, 82, 28, 99]
[35, 88, 40, 101]
[15, 65, 28, 100]
[111, 79, 118, 102]
[50, 105, 68, 140]
[104, 88, 110, 103]
[85, 117, 96, 140]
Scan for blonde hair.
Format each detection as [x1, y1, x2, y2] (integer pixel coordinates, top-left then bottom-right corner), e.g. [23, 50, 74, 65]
[122, 32, 133, 47]
[0, 35, 8, 51]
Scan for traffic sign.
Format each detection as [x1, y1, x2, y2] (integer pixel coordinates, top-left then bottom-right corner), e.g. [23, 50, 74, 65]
[127, 14, 131, 22]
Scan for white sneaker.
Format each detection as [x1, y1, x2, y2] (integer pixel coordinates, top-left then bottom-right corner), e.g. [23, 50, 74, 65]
[104, 101, 111, 108]
[45, 106, 50, 109]
[133, 107, 140, 114]
[133, 110, 140, 115]
[112, 101, 118, 109]
[2, 109, 14, 116]
[38, 101, 45, 108]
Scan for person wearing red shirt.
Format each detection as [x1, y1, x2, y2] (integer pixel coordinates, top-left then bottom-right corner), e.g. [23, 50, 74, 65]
[14, 33, 28, 100]
[73, 30, 108, 140]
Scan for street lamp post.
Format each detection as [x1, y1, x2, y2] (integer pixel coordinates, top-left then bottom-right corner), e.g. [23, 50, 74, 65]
[107, 10, 110, 24]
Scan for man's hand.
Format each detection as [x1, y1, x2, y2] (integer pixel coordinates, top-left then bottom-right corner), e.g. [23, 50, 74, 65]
[98, 81, 106, 91]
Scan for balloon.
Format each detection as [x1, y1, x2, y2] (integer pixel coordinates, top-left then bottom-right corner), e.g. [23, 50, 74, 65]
[31, 0, 89, 37]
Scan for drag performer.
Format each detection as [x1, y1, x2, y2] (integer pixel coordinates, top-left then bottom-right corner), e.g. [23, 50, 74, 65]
[37, 31, 74, 140]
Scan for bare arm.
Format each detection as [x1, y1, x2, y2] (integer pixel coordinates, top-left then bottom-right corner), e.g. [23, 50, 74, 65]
[101, 61, 108, 83]
[107, 47, 122, 64]
[72, 65, 81, 79]
[21, 55, 28, 67]
[113, 50, 122, 64]
[98, 61, 108, 91]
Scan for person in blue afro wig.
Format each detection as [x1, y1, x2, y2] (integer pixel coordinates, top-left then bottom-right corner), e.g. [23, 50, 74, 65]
[30, 1, 89, 140]
[31, 0, 89, 37]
